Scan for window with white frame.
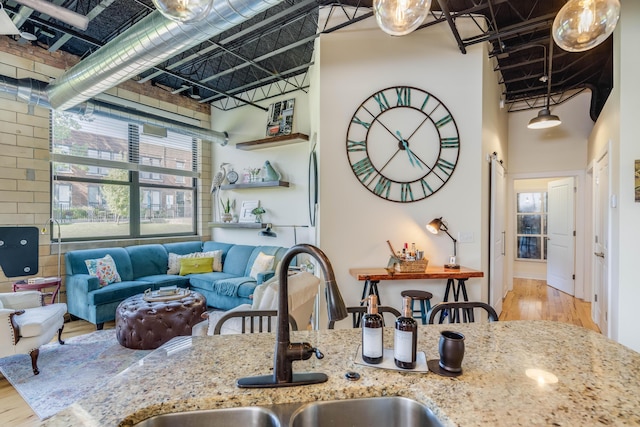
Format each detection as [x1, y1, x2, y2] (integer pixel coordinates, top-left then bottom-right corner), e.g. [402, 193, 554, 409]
[516, 192, 548, 261]
[50, 111, 198, 241]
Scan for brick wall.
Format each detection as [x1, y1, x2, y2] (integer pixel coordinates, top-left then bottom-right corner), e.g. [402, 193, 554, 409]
[0, 37, 213, 297]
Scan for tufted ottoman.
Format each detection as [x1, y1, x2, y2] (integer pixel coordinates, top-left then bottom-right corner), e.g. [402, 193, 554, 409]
[115, 290, 206, 350]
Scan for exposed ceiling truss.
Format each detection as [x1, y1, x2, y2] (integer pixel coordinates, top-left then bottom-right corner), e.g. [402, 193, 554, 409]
[3, 0, 613, 119]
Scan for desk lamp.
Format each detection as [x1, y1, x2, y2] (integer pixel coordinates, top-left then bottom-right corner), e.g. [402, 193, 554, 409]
[427, 217, 459, 269]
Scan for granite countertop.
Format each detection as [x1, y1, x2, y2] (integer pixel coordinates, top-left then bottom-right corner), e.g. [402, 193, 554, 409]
[43, 320, 640, 426]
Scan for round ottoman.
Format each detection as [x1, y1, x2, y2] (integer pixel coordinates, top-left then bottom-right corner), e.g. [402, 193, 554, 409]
[115, 290, 206, 350]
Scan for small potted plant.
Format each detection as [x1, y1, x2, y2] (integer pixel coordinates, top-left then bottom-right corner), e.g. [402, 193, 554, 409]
[220, 198, 234, 223]
[251, 206, 266, 223]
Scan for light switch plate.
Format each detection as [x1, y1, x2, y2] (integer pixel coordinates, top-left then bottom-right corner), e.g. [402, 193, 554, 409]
[458, 231, 474, 243]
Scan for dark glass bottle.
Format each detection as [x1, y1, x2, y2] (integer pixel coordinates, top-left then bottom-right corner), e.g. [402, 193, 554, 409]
[394, 296, 418, 369]
[362, 295, 384, 364]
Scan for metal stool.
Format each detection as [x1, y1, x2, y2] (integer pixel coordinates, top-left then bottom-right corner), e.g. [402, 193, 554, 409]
[400, 290, 433, 325]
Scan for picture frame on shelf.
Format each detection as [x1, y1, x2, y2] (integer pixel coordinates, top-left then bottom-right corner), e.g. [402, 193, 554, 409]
[239, 200, 260, 223]
[265, 98, 295, 137]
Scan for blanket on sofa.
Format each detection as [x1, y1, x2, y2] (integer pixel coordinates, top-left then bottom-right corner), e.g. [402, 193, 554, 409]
[212, 277, 256, 296]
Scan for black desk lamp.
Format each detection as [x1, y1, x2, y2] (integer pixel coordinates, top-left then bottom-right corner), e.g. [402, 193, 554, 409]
[427, 217, 460, 269]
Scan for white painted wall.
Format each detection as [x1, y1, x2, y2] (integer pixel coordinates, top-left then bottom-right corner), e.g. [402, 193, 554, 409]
[315, 15, 489, 317]
[587, 1, 640, 351]
[210, 92, 314, 248]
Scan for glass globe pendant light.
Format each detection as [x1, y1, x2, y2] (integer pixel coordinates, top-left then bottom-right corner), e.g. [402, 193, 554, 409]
[552, 0, 620, 52]
[373, 0, 432, 36]
[152, 0, 213, 23]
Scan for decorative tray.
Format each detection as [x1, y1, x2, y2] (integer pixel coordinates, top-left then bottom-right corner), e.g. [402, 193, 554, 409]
[353, 345, 429, 373]
[143, 288, 190, 302]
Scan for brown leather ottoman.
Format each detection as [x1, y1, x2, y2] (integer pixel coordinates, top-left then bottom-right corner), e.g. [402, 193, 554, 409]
[115, 290, 206, 350]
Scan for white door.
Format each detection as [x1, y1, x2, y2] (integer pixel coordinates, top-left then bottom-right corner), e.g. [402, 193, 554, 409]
[490, 157, 506, 315]
[547, 177, 575, 295]
[594, 152, 609, 334]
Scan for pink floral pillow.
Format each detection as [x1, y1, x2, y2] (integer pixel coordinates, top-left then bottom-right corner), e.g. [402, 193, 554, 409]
[85, 254, 122, 287]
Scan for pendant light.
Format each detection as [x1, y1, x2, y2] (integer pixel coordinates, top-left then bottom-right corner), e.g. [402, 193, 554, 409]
[528, 36, 562, 130]
[552, 0, 620, 52]
[373, 0, 432, 36]
[152, 0, 213, 23]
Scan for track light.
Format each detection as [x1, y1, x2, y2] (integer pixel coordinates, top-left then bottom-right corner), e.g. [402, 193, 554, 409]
[189, 86, 201, 100]
[19, 22, 37, 41]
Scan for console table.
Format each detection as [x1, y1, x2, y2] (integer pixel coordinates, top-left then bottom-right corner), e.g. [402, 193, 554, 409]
[349, 266, 484, 307]
[12, 277, 62, 305]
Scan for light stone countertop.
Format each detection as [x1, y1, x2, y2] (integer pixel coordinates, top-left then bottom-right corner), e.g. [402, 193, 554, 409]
[43, 320, 640, 426]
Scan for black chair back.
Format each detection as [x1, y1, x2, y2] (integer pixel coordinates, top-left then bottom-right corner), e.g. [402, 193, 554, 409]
[328, 305, 401, 329]
[428, 302, 499, 324]
[213, 309, 298, 334]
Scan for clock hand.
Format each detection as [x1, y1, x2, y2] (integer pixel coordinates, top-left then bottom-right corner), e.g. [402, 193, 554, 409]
[396, 131, 423, 169]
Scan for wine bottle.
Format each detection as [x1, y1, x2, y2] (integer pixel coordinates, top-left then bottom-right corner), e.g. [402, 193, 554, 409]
[362, 295, 384, 364]
[394, 296, 418, 369]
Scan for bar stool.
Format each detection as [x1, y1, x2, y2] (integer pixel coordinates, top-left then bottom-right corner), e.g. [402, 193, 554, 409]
[400, 290, 433, 325]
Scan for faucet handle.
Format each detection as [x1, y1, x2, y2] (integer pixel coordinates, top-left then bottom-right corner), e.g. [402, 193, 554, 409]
[312, 347, 324, 359]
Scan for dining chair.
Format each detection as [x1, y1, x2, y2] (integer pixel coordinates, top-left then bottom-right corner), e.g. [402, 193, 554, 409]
[428, 301, 499, 324]
[212, 310, 298, 335]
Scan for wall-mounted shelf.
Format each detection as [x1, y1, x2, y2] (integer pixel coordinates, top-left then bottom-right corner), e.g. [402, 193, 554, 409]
[208, 222, 265, 229]
[220, 180, 289, 190]
[235, 133, 309, 151]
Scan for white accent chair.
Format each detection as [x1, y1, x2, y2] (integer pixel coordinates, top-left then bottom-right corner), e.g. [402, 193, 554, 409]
[192, 271, 320, 336]
[0, 291, 67, 375]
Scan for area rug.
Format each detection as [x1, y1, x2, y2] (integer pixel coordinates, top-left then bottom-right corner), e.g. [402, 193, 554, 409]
[0, 329, 150, 420]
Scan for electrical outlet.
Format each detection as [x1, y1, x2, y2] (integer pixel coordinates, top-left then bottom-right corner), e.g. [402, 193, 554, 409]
[458, 231, 474, 243]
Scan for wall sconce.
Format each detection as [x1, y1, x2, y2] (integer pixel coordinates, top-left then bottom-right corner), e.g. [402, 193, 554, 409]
[152, 0, 213, 24]
[41, 218, 62, 302]
[552, 0, 620, 53]
[259, 223, 277, 238]
[373, 0, 432, 36]
[426, 217, 459, 269]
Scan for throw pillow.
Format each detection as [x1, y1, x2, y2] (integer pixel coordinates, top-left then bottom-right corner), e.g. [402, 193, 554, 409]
[249, 252, 275, 280]
[250, 275, 279, 309]
[85, 254, 122, 287]
[179, 257, 214, 275]
[168, 250, 223, 274]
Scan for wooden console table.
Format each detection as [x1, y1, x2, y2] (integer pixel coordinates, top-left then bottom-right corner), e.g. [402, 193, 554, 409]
[12, 277, 62, 305]
[348, 266, 484, 307]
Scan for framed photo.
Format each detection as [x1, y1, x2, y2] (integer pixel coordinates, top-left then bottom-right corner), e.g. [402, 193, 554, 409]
[239, 200, 259, 223]
[266, 98, 295, 137]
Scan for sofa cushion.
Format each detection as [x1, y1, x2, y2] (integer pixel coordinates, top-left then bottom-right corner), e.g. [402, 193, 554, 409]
[88, 281, 152, 306]
[179, 257, 214, 275]
[221, 245, 257, 277]
[162, 241, 203, 255]
[85, 254, 122, 287]
[243, 246, 289, 278]
[249, 252, 275, 279]
[65, 247, 134, 281]
[125, 244, 169, 279]
[168, 250, 223, 274]
[189, 273, 257, 298]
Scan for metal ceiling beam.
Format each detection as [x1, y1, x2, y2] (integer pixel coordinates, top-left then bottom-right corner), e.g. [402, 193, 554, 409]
[48, 0, 115, 52]
[437, 0, 466, 54]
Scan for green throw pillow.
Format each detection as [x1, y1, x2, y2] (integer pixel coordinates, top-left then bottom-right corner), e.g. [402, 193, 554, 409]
[179, 257, 214, 275]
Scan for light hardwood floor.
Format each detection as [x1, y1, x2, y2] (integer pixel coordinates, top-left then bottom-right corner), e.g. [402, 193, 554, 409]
[1, 279, 599, 426]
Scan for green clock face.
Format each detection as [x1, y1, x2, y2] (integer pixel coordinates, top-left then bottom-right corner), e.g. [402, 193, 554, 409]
[346, 86, 460, 203]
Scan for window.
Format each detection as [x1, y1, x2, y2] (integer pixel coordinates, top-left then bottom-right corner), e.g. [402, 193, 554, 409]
[516, 192, 548, 261]
[51, 111, 198, 241]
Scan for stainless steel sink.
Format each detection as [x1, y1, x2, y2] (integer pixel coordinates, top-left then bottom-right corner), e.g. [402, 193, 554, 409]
[290, 396, 444, 427]
[133, 396, 443, 427]
[133, 406, 280, 427]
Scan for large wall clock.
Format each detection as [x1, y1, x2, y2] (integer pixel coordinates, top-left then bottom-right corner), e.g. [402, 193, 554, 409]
[346, 86, 460, 203]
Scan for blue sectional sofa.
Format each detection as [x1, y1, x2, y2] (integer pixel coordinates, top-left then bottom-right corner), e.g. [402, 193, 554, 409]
[64, 241, 288, 329]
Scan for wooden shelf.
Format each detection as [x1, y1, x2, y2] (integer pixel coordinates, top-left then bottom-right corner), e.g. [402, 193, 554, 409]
[235, 133, 309, 150]
[220, 180, 289, 190]
[208, 222, 266, 229]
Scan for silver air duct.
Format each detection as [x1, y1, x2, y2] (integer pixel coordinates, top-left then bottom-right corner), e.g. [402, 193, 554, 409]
[1, 76, 228, 144]
[46, 0, 282, 111]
